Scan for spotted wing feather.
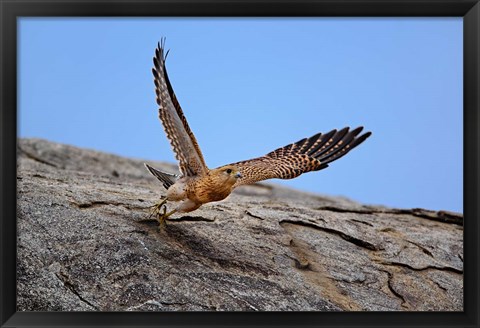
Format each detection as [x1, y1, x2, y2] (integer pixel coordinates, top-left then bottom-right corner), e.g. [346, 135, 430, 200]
[231, 127, 371, 187]
[152, 39, 208, 177]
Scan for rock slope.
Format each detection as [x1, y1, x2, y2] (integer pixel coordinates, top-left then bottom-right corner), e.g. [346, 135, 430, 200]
[16, 138, 463, 311]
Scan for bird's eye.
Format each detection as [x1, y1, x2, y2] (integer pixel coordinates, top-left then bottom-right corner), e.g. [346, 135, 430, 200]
[226, 169, 232, 174]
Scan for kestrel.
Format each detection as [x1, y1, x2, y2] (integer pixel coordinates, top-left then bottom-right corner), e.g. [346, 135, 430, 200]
[145, 39, 371, 224]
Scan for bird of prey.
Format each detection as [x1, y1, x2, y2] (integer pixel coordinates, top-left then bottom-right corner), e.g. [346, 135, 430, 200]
[145, 39, 371, 225]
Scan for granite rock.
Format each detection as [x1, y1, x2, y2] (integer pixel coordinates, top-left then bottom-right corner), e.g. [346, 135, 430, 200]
[16, 138, 463, 311]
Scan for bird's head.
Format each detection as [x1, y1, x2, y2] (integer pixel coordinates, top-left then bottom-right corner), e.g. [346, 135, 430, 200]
[210, 165, 242, 187]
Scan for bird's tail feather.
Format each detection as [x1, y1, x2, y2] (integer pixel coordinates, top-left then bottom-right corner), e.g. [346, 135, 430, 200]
[144, 163, 178, 189]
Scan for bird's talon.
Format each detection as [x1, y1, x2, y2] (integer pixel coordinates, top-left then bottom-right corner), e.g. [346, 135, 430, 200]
[157, 215, 166, 229]
[147, 198, 170, 228]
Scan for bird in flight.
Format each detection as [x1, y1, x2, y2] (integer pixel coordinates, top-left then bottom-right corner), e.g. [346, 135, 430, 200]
[145, 39, 371, 225]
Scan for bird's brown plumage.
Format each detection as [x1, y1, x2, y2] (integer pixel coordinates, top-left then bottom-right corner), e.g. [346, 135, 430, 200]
[230, 126, 371, 187]
[152, 38, 208, 177]
[147, 39, 372, 215]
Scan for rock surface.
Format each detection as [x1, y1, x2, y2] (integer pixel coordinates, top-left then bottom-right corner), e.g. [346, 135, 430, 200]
[16, 138, 463, 311]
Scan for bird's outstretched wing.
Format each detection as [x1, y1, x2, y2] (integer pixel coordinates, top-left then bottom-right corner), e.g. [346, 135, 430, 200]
[229, 127, 371, 187]
[152, 39, 208, 177]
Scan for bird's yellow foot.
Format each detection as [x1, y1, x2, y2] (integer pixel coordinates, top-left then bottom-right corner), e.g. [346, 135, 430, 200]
[149, 198, 167, 216]
[149, 198, 177, 228]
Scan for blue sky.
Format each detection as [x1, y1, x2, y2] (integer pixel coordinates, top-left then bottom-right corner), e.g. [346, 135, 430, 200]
[18, 18, 463, 213]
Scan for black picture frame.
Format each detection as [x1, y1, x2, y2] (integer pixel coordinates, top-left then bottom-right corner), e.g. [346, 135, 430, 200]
[1, 1, 478, 327]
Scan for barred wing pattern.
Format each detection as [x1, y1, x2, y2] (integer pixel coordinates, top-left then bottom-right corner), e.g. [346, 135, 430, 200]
[231, 127, 371, 187]
[152, 39, 208, 177]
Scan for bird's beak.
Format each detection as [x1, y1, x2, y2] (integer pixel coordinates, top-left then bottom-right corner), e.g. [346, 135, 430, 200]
[235, 172, 242, 178]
